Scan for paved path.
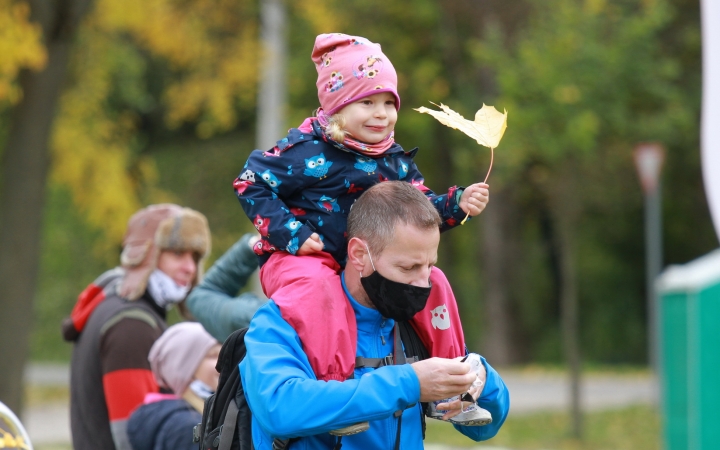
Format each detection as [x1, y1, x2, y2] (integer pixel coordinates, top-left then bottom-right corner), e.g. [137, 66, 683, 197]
[20, 363, 658, 447]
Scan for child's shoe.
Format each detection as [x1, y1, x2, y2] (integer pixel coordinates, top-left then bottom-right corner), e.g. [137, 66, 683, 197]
[447, 402, 492, 426]
[426, 396, 492, 426]
[425, 353, 492, 426]
[328, 422, 369, 436]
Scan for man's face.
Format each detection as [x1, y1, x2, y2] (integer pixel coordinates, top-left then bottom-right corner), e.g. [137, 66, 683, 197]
[363, 222, 440, 287]
[157, 250, 197, 287]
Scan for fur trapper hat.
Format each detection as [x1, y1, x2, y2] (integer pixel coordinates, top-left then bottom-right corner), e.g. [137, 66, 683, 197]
[118, 204, 211, 301]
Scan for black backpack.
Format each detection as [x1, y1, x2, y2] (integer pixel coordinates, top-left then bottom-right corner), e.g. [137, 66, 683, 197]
[194, 322, 429, 450]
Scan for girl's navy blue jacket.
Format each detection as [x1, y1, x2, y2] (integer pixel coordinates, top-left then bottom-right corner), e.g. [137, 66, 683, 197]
[234, 120, 468, 267]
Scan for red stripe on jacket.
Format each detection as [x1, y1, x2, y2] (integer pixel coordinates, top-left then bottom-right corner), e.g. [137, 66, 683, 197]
[103, 369, 159, 421]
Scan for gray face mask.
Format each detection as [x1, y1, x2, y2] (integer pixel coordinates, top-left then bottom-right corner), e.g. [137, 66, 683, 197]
[360, 244, 432, 322]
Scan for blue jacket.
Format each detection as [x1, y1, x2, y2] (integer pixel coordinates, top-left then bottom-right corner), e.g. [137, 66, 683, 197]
[240, 273, 510, 450]
[127, 399, 200, 450]
[234, 120, 468, 266]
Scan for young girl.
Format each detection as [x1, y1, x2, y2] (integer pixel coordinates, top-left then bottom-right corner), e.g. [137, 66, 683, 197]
[233, 33, 490, 427]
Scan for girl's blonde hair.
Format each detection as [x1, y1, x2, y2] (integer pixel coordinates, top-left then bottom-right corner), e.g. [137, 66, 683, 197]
[324, 113, 348, 142]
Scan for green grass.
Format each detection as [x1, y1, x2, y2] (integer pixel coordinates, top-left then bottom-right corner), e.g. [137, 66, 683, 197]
[425, 405, 660, 450]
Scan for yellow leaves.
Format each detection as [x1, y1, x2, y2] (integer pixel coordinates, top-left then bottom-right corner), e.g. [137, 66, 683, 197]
[48, 0, 260, 250]
[94, 0, 258, 136]
[415, 103, 508, 149]
[50, 33, 147, 250]
[0, 0, 46, 103]
[162, 26, 259, 137]
[416, 102, 508, 220]
[292, 1, 346, 34]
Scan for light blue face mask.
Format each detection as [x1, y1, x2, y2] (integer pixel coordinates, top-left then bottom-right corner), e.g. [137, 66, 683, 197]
[189, 379, 214, 400]
[147, 269, 191, 310]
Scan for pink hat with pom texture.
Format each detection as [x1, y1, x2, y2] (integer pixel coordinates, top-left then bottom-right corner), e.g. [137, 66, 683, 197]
[312, 33, 400, 116]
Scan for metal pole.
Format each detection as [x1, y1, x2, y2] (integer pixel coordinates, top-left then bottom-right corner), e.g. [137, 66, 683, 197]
[250, 0, 286, 297]
[645, 179, 662, 374]
[256, 0, 287, 149]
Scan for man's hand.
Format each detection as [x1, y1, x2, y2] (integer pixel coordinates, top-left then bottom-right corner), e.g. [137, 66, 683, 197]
[411, 357, 476, 402]
[297, 233, 324, 255]
[435, 355, 488, 420]
[459, 183, 490, 217]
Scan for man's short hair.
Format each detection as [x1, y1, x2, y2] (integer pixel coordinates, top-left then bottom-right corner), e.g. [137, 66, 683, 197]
[347, 181, 441, 255]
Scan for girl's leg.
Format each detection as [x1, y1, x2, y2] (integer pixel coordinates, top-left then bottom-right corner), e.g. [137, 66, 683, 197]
[260, 252, 357, 382]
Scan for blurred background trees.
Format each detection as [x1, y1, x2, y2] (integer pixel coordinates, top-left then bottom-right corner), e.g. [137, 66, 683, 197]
[0, 0, 715, 414]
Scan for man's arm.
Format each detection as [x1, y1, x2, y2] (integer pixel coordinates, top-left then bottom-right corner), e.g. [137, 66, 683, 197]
[186, 233, 266, 342]
[240, 302, 421, 438]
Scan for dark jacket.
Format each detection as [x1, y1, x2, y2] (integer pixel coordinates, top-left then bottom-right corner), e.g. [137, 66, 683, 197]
[234, 119, 467, 267]
[64, 268, 167, 450]
[127, 398, 201, 450]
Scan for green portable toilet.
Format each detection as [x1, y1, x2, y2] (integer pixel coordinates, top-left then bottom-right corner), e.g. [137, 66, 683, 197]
[657, 249, 720, 450]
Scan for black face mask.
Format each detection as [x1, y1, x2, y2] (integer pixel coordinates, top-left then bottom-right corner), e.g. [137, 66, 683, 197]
[360, 246, 432, 322]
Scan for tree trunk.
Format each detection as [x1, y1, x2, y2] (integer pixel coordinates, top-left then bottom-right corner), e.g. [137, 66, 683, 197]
[557, 215, 582, 439]
[0, 0, 94, 414]
[549, 166, 583, 440]
[480, 188, 515, 366]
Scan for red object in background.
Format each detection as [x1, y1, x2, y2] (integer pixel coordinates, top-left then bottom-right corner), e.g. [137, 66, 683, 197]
[634, 142, 665, 194]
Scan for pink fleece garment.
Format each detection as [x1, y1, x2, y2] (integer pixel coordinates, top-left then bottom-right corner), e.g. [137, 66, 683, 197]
[260, 251, 465, 382]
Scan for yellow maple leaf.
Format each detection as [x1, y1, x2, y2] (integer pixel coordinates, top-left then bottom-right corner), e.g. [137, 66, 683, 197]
[415, 102, 508, 224]
[415, 103, 507, 149]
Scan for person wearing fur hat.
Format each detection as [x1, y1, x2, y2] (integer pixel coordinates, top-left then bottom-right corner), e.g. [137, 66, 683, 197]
[127, 322, 221, 450]
[233, 33, 491, 433]
[62, 204, 211, 450]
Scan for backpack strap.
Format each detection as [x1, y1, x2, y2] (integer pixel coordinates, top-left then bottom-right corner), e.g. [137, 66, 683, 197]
[354, 355, 419, 369]
[218, 400, 239, 450]
[397, 321, 430, 440]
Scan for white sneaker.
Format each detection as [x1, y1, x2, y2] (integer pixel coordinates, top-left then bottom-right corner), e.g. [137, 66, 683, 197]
[447, 403, 492, 426]
[426, 395, 492, 426]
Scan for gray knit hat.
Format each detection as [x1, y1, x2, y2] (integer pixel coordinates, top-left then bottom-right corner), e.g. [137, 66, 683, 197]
[118, 204, 211, 301]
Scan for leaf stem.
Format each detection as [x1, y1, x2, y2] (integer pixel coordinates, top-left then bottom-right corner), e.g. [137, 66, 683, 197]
[461, 147, 494, 225]
[484, 147, 494, 184]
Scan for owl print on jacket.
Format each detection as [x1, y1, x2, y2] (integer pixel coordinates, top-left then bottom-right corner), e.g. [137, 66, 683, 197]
[354, 156, 377, 175]
[259, 170, 282, 193]
[284, 218, 302, 236]
[317, 195, 340, 212]
[303, 153, 333, 179]
[254, 215, 271, 236]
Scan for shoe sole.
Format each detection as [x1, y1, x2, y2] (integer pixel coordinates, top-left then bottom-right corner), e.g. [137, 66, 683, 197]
[448, 416, 492, 426]
[328, 422, 370, 436]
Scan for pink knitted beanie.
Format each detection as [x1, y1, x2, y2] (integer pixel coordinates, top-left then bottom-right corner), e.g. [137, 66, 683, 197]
[312, 33, 400, 117]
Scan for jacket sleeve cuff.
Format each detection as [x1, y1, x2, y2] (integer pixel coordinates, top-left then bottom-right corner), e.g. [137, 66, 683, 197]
[287, 226, 315, 255]
[449, 186, 468, 221]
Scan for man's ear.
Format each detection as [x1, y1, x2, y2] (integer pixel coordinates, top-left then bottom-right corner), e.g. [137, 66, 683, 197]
[346, 237, 368, 273]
